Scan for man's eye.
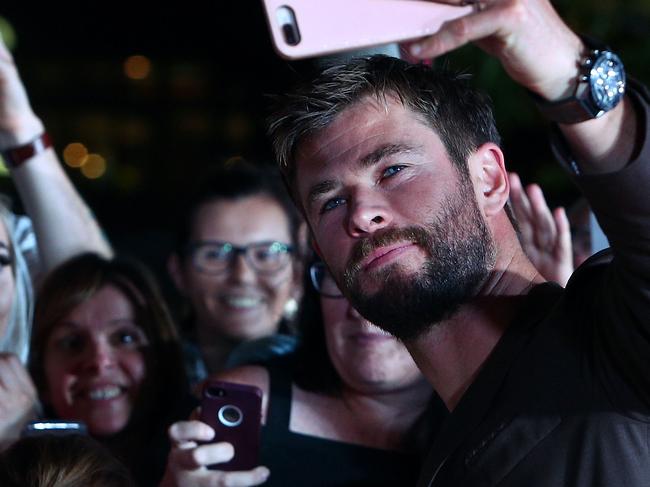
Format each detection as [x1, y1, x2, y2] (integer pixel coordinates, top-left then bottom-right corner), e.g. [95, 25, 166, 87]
[382, 165, 405, 178]
[321, 197, 345, 213]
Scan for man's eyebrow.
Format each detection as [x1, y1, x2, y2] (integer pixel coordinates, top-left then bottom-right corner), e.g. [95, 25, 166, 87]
[305, 143, 421, 211]
[0, 241, 8, 251]
[307, 179, 338, 210]
[359, 143, 421, 168]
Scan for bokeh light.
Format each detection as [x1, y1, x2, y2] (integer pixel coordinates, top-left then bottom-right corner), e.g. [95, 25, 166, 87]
[124, 55, 152, 80]
[224, 155, 245, 167]
[0, 17, 17, 51]
[63, 142, 89, 167]
[80, 154, 106, 179]
[0, 157, 8, 177]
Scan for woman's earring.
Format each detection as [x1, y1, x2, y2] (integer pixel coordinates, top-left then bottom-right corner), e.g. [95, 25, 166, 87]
[283, 297, 299, 320]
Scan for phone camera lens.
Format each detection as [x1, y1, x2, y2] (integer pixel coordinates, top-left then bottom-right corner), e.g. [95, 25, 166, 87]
[276, 6, 301, 46]
[282, 24, 300, 46]
[218, 405, 243, 427]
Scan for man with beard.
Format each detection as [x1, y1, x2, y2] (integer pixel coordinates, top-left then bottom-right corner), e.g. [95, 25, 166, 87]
[267, 0, 650, 485]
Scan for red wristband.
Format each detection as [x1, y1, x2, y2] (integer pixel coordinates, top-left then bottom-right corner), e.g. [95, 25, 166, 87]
[1, 132, 53, 169]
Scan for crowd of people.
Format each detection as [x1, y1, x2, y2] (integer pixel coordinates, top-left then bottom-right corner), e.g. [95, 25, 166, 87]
[1, 0, 648, 486]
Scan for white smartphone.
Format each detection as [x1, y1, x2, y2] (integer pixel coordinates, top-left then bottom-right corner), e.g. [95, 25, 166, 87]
[261, 0, 472, 60]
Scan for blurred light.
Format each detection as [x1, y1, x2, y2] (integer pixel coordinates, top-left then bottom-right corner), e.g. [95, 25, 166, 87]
[225, 113, 253, 143]
[63, 143, 89, 167]
[0, 17, 17, 51]
[124, 55, 152, 80]
[118, 119, 151, 145]
[81, 154, 106, 179]
[115, 165, 142, 192]
[170, 64, 207, 99]
[0, 156, 8, 177]
[224, 156, 245, 167]
[177, 112, 211, 137]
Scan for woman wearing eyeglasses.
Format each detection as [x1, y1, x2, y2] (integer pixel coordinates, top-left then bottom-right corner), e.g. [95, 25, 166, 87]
[162, 259, 444, 486]
[167, 162, 305, 385]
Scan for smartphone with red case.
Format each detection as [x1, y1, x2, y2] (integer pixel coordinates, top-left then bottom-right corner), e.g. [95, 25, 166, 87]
[261, 0, 472, 60]
[200, 380, 263, 471]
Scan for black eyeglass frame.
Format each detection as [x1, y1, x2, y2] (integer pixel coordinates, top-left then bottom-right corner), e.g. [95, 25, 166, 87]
[309, 261, 344, 299]
[186, 240, 294, 275]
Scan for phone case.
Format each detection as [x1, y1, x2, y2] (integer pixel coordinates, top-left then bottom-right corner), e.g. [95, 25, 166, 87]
[262, 0, 472, 60]
[200, 380, 263, 471]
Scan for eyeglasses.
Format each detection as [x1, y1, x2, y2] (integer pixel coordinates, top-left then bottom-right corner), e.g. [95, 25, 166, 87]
[187, 240, 294, 275]
[309, 261, 344, 298]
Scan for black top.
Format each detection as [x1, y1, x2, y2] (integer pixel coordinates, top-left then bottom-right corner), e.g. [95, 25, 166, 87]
[260, 359, 422, 486]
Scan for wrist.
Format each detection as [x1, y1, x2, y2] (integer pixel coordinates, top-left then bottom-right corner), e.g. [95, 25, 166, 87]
[0, 117, 45, 150]
[1, 132, 53, 169]
[529, 39, 585, 103]
[530, 37, 626, 125]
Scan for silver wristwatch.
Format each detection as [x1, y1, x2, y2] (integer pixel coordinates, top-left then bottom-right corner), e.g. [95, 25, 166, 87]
[532, 39, 626, 124]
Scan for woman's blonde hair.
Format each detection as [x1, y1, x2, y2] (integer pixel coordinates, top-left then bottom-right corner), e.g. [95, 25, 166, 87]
[0, 196, 35, 364]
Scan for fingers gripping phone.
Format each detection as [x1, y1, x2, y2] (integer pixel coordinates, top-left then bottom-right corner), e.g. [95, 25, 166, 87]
[262, 0, 473, 60]
[200, 380, 263, 471]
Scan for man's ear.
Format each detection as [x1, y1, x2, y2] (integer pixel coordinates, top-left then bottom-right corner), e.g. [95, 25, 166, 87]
[470, 143, 509, 218]
[167, 253, 187, 294]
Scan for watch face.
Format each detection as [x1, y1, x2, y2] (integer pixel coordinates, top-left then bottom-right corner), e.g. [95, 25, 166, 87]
[589, 51, 626, 112]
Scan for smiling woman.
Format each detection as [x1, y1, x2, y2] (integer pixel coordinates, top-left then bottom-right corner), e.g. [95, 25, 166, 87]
[161, 256, 445, 487]
[28, 253, 191, 486]
[167, 161, 305, 385]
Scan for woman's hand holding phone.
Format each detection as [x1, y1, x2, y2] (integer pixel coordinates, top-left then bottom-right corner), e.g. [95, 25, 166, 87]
[160, 420, 270, 487]
[0, 353, 39, 450]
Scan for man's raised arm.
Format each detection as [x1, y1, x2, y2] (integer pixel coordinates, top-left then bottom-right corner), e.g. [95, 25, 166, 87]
[410, 0, 640, 174]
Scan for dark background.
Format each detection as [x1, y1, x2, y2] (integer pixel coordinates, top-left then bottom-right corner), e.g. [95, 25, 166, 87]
[1, 1, 649, 287]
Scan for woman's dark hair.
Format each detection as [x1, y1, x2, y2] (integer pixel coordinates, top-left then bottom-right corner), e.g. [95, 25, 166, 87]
[173, 160, 304, 260]
[292, 256, 342, 394]
[29, 253, 189, 483]
[0, 434, 136, 487]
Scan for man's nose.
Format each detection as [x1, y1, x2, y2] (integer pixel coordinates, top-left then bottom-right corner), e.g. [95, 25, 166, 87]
[346, 192, 393, 237]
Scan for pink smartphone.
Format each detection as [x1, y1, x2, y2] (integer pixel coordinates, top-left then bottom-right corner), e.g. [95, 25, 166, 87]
[262, 0, 472, 60]
[200, 380, 263, 471]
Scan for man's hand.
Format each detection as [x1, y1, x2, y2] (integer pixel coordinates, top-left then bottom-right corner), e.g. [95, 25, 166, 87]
[411, 0, 636, 177]
[160, 420, 270, 487]
[0, 353, 38, 450]
[410, 0, 584, 101]
[509, 173, 573, 286]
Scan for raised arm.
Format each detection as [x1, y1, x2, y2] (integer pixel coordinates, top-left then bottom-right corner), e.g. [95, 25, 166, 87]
[0, 37, 112, 274]
[410, 0, 639, 172]
[413, 0, 650, 403]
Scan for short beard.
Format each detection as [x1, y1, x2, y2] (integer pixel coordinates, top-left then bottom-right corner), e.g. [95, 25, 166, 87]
[341, 182, 495, 342]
